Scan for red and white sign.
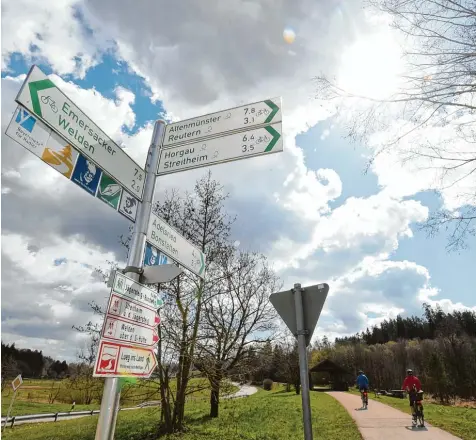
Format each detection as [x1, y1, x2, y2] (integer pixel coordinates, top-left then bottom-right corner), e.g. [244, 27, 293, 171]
[93, 340, 157, 378]
[107, 292, 160, 329]
[102, 316, 159, 347]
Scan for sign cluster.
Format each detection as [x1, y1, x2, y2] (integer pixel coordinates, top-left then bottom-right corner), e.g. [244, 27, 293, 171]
[6, 64, 284, 380]
[158, 98, 283, 175]
[93, 271, 162, 378]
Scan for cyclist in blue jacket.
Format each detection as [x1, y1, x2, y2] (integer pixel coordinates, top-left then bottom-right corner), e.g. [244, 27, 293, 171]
[356, 370, 369, 407]
[356, 370, 369, 392]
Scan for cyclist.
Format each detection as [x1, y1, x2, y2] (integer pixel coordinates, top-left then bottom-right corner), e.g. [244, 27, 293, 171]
[356, 370, 369, 406]
[402, 369, 422, 416]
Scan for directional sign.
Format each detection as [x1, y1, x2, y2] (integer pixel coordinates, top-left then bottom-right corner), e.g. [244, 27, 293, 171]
[158, 122, 282, 176]
[112, 271, 161, 309]
[270, 283, 329, 346]
[107, 292, 160, 329]
[163, 97, 282, 148]
[6, 105, 138, 222]
[15, 65, 145, 200]
[146, 213, 206, 278]
[102, 316, 159, 347]
[93, 340, 157, 378]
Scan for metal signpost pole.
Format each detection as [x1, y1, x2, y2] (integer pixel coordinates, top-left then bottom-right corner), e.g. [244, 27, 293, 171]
[3, 390, 17, 432]
[293, 283, 313, 440]
[95, 119, 165, 440]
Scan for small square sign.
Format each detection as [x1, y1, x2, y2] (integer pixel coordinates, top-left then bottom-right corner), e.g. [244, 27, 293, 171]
[119, 190, 138, 222]
[72, 154, 102, 196]
[144, 242, 168, 267]
[97, 174, 123, 210]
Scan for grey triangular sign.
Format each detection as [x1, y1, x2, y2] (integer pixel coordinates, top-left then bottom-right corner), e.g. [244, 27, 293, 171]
[270, 283, 329, 346]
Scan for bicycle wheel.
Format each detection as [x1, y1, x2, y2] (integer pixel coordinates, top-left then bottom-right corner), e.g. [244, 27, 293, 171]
[418, 406, 425, 427]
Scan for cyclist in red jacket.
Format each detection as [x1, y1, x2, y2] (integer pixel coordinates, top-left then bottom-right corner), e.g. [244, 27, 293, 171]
[402, 369, 422, 408]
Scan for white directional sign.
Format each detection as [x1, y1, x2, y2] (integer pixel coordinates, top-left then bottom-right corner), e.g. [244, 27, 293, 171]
[112, 271, 161, 309]
[15, 65, 145, 200]
[93, 340, 157, 378]
[158, 122, 282, 175]
[6, 105, 138, 222]
[107, 293, 160, 329]
[102, 316, 159, 347]
[146, 213, 206, 278]
[163, 97, 282, 148]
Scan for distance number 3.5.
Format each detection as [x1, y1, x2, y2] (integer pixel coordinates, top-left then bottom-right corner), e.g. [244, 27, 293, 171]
[242, 134, 255, 153]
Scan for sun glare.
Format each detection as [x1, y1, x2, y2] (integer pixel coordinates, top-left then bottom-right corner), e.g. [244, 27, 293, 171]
[338, 31, 403, 99]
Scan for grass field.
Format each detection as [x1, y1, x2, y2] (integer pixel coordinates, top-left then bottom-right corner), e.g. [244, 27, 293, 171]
[1, 378, 237, 417]
[2, 386, 362, 440]
[349, 388, 476, 440]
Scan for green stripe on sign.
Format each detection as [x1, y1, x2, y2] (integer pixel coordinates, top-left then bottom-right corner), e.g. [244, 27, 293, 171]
[264, 100, 279, 124]
[264, 125, 281, 152]
[28, 79, 56, 117]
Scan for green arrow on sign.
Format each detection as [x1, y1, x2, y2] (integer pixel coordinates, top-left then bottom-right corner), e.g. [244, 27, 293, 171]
[199, 252, 205, 276]
[28, 79, 57, 117]
[264, 125, 281, 152]
[264, 100, 279, 124]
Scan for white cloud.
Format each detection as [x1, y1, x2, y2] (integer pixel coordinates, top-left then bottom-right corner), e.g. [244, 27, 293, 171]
[1, 0, 109, 78]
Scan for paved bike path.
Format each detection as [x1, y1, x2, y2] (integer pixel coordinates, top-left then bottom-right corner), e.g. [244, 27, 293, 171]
[327, 392, 462, 440]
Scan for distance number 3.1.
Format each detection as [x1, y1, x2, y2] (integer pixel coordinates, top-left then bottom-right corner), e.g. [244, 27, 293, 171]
[243, 107, 255, 125]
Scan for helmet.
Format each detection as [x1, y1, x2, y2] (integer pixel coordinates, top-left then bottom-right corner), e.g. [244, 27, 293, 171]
[358, 370, 364, 375]
[407, 369, 413, 375]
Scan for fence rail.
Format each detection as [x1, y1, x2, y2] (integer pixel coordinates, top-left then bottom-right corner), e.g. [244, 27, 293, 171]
[0, 403, 162, 429]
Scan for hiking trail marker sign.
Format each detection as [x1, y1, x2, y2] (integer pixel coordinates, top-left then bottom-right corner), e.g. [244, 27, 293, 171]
[15, 65, 145, 201]
[93, 271, 163, 378]
[94, 340, 157, 378]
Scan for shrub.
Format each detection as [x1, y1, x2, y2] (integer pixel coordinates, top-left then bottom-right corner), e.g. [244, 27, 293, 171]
[263, 378, 273, 391]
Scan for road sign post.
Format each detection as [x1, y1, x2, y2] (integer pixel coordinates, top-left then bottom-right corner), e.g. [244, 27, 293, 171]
[269, 283, 330, 440]
[2, 375, 22, 432]
[294, 283, 313, 440]
[94, 120, 165, 440]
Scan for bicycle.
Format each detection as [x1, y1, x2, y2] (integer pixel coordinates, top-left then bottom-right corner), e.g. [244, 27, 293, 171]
[41, 95, 58, 113]
[360, 389, 368, 409]
[409, 388, 424, 428]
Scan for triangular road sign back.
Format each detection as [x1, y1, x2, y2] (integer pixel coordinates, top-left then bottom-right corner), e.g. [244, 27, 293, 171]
[270, 283, 329, 346]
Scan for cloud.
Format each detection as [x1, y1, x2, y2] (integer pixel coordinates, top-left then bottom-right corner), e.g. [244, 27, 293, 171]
[314, 257, 476, 340]
[1, 232, 113, 360]
[1, 0, 109, 78]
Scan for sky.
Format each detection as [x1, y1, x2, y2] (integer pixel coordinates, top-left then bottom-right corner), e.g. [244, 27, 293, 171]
[1, 0, 475, 362]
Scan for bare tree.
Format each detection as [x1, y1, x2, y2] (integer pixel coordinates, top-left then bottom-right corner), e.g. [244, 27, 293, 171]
[274, 335, 301, 395]
[315, 0, 476, 251]
[1, 355, 19, 392]
[195, 247, 280, 417]
[153, 170, 235, 432]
